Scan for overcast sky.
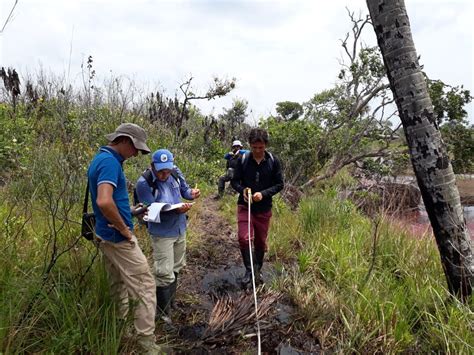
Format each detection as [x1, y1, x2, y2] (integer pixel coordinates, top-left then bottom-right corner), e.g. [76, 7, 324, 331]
[1, 0, 472, 123]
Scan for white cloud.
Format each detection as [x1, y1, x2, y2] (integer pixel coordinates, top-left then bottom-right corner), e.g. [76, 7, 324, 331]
[1, 0, 472, 122]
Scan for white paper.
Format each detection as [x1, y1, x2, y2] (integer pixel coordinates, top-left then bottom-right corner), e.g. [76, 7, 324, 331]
[162, 202, 184, 211]
[143, 202, 193, 223]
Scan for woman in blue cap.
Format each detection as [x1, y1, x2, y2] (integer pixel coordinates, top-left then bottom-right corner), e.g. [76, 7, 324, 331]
[135, 149, 200, 326]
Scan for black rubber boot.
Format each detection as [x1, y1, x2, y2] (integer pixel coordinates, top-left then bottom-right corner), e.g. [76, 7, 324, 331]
[240, 248, 253, 286]
[255, 249, 265, 285]
[155, 285, 172, 323]
[169, 273, 178, 309]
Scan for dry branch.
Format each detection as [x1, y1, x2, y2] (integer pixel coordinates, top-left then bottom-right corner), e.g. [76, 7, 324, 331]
[202, 288, 281, 343]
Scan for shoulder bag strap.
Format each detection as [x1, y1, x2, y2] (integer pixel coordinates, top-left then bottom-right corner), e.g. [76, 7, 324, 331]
[83, 180, 90, 214]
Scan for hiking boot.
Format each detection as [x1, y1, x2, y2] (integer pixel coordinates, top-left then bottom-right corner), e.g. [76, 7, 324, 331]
[137, 334, 169, 354]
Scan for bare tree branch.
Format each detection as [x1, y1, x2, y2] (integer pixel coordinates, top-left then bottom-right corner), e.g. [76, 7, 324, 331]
[0, 0, 19, 33]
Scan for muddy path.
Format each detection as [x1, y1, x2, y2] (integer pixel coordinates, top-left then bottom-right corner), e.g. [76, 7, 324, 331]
[160, 196, 320, 354]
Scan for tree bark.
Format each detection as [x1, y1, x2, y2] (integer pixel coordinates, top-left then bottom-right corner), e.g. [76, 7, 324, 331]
[366, 0, 473, 301]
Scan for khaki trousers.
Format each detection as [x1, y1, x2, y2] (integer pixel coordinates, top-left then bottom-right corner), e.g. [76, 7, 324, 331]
[98, 235, 156, 337]
[151, 234, 186, 287]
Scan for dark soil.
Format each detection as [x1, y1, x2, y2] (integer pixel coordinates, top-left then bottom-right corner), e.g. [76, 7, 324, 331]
[158, 196, 320, 354]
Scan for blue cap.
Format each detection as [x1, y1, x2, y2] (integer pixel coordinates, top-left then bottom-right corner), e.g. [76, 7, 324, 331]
[152, 149, 174, 171]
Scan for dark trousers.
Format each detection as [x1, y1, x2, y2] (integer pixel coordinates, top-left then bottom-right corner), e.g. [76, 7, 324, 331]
[237, 205, 272, 251]
[217, 168, 234, 195]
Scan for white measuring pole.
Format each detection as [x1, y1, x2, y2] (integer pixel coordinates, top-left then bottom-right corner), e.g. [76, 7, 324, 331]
[247, 188, 261, 355]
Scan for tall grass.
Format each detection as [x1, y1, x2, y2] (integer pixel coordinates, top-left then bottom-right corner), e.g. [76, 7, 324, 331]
[2, 70, 472, 353]
[0, 97, 226, 353]
[268, 189, 473, 353]
[0, 69, 242, 353]
[0, 198, 138, 353]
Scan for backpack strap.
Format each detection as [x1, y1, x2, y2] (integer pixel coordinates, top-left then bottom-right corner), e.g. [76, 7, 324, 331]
[83, 180, 90, 214]
[267, 152, 274, 171]
[241, 152, 248, 170]
[142, 169, 157, 197]
[142, 168, 180, 198]
[241, 151, 274, 172]
[170, 169, 180, 185]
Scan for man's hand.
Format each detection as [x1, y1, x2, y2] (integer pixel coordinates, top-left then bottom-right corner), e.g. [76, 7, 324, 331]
[107, 224, 134, 240]
[97, 184, 134, 241]
[176, 203, 193, 214]
[243, 188, 252, 203]
[191, 188, 201, 199]
[252, 192, 263, 202]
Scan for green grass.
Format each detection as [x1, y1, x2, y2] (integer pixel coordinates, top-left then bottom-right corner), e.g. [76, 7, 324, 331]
[2, 181, 473, 354]
[0, 257, 131, 353]
[0, 200, 139, 354]
[265, 189, 473, 353]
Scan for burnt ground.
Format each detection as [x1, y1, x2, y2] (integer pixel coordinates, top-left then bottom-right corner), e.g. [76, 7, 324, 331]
[156, 196, 321, 354]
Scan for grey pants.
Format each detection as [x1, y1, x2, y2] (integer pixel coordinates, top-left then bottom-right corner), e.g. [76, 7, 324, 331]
[151, 234, 186, 287]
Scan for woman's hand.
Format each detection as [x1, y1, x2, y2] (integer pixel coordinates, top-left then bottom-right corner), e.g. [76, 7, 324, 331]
[177, 203, 193, 213]
[191, 188, 201, 199]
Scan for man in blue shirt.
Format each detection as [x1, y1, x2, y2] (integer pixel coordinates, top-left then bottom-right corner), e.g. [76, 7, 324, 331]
[88, 123, 163, 353]
[135, 149, 200, 326]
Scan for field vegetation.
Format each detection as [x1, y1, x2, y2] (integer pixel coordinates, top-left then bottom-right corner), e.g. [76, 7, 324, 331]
[1, 12, 473, 353]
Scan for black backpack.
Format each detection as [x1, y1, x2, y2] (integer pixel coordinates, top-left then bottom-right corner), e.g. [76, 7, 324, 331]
[133, 168, 180, 205]
[240, 151, 275, 173]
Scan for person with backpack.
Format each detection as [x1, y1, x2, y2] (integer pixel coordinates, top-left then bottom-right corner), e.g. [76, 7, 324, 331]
[87, 123, 164, 353]
[231, 128, 284, 286]
[135, 149, 200, 326]
[214, 140, 248, 200]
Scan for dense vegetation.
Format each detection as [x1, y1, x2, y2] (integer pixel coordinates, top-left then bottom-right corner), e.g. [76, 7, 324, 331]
[218, 186, 473, 353]
[1, 13, 473, 353]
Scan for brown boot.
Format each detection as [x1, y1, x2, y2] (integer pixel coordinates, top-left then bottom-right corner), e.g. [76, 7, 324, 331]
[137, 334, 169, 354]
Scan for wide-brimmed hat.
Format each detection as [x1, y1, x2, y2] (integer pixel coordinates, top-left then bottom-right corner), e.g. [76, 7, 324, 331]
[105, 123, 151, 154]
[152, 149, 174, 171]
[232, 140, 243, 148]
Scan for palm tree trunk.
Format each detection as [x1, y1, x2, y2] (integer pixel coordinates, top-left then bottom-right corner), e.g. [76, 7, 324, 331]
[366, 0, 473, 301]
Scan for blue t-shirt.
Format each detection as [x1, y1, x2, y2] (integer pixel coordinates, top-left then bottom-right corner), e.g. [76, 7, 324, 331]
[135, 167, 193, 238]
[87, 146, 133, 243]
[224, 149, 249, 160]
